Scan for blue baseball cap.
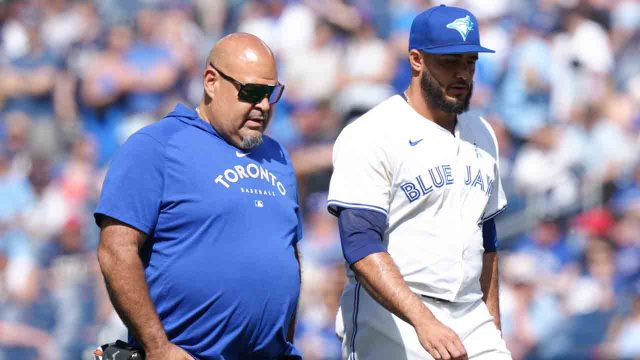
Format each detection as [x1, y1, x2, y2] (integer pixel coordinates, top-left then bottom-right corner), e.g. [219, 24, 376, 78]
[409, 4, 494, 54]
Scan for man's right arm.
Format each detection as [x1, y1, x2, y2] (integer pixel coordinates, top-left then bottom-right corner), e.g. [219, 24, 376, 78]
[352, 253, 467, 360]
[97, 216, 192, 360]
[339, 208, 467, 360]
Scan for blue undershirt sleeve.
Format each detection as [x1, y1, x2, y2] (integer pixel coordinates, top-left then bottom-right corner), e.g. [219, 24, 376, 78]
[482, 218, 498, 252]
[338, 208, 387, 266]
[94, 132, 165, 235]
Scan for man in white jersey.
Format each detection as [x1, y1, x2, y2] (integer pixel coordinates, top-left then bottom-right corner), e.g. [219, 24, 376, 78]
[327, 4, 511, 360]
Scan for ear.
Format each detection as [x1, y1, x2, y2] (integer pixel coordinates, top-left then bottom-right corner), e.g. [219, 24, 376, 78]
[203, 67, 217, 100]
[409, 49, 425, 73]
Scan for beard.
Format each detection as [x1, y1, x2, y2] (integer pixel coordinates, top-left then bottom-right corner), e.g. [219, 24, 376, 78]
[239, 134, 263, 149]
[420, 70, 472, 114]
[239, 109, 268, 149]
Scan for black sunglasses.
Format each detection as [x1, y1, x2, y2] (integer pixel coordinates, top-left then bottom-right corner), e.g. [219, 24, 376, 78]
[210, 63, 284, 105]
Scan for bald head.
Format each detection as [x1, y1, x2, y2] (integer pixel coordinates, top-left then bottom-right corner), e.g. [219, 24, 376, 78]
[199, 33, 281, 150]
[207, 33, 277, 82]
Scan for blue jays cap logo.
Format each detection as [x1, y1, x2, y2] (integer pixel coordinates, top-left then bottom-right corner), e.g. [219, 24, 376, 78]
[446, 15, 474, 41]
[408, 5, 495, 54]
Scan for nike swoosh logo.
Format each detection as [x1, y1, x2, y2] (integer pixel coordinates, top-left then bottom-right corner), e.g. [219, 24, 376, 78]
[409, 138, 424, 146]
[236, 150, 251, 158]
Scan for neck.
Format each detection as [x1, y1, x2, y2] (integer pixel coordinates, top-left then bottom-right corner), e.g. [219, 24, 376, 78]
[196, 101, 212, 125]
[196, 101, 236, 146]
[405, 86, 457, 135]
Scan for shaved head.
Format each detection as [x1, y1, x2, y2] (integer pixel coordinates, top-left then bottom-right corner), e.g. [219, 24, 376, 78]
[207, 33, 276, 84]
[198, 33, 280, 150]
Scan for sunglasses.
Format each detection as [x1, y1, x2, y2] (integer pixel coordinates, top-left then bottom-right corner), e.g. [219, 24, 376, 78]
[210, 63, 285, 105]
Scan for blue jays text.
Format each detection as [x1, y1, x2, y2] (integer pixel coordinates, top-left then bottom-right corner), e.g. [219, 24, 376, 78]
[400, 164, 494, 202]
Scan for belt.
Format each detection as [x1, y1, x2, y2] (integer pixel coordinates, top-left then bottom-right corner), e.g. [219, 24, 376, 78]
[420, 294, 453, 303]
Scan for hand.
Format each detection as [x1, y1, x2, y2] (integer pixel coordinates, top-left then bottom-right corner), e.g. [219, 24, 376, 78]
[415, 318, 467, 360]
[145, 342, 193, 360]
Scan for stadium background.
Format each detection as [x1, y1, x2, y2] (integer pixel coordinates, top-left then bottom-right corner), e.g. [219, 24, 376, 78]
[0, 0, 639, 359]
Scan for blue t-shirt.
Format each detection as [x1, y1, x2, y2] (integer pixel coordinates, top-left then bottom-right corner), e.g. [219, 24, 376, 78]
[95, 104, 302, 359]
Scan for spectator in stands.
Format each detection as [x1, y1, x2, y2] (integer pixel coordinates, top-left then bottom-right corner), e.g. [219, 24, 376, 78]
[0, 14, 61, 120]
[497, 24, 552, 140]
[335, 13, 395, 122]
[122, 7, 180, 116]
[80, 24, 134, 164]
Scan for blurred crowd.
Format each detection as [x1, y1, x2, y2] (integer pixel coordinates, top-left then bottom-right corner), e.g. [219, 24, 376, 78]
[0, 0, 639, 359]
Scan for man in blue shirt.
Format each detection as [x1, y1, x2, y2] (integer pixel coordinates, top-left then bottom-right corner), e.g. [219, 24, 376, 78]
[95, 33, 302, 360]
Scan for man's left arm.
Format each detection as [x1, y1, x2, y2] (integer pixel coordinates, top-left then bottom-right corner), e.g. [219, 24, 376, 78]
[480, 218, 501, 330]
[287, 244, 300, 342]
[480, 124, 506, 331]
[480, 252, 501, 330]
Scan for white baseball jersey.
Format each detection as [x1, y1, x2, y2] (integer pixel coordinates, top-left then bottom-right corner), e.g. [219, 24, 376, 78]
[328, 95, 507, 303]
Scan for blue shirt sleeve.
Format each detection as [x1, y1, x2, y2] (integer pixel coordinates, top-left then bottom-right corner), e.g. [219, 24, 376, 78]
[94, 132, 165, 235]
[294, 192, 303, 244]
[482, 218, 497, 252]
[338, 208, 387, 266]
